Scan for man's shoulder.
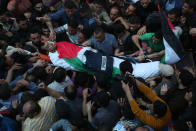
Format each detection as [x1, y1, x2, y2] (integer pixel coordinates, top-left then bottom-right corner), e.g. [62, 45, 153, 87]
[39, 96, 56, 104]
[105, 33, 115, 38]
[105, 33, 116, 41]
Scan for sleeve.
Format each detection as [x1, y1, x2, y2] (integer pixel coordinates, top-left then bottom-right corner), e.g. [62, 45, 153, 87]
[8, 75, 24, 88]
[26, 82, 38, 92]
[139, 33, 154, 41]
[137, 83, 163, 102]
[50, 119, 72, 131]
[6, 46, 15, 56]
[101, 11, 112, 25]
[87, 37, 93, 46]
[129, 99, 164, 129]
[92, 116, 99, 128]
[48, 8, 64, 21]
[54, 24, 68, 34]
[112, 35, 118, 48]
[24, 119, 31, 131]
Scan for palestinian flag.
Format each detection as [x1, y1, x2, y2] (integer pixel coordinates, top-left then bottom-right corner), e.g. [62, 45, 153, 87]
[49, 41, 121, 77]
[158, 6, 185, 64]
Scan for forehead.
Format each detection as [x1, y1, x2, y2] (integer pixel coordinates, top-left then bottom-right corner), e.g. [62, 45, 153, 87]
[94, 32, 103, 37]
[78, 32, 84, 36]
[168, 14, 176, 18]
[141, 0, 149, 3]
[30, 33, 40, 37]
[19, 20, 27, 23]
[95, 3, 102, 7]
[128, 5, 135, 10]
[111, 8, 119, 13]
[35, 2, 43, 6]
[23, 102, 31, 113]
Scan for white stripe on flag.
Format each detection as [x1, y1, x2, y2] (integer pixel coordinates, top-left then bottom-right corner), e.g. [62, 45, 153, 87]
[163, 29, 180, 64]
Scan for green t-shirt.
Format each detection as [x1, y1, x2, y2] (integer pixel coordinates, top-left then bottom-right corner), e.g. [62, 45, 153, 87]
[140, 33, 165, 52]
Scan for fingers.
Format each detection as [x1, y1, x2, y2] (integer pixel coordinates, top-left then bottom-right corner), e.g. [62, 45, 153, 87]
[12, 98, 19, 109]
[12, 63, 22, 70]
[38, 82, 46, 89]
[186, 121, 192, 128]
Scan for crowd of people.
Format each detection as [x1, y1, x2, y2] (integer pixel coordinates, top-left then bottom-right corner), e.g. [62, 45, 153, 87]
[0, 0, 196, 130]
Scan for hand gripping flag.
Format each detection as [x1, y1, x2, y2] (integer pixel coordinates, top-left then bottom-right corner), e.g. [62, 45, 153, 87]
[158, 6, 185, 64]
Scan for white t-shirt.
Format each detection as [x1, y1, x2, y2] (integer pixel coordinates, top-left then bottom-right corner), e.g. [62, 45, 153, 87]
[48, 76, 73, 96]
[132, 61, 160, 79]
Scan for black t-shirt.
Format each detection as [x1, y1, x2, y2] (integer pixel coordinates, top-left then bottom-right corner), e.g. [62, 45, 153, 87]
[135, 1, 157, 23]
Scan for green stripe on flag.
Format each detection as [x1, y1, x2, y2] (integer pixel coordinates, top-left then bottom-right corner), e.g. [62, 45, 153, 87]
[63, 57, 94, 74]
[63, 57, 121, 78]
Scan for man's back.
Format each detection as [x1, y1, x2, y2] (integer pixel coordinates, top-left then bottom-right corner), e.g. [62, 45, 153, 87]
[92, 100, 120, 128]
[24, 96, 57, 131]
[90, 33, 118, 55]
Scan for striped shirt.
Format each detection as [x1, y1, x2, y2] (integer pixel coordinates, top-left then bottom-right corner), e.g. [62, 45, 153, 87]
[24, 96, 57, 131]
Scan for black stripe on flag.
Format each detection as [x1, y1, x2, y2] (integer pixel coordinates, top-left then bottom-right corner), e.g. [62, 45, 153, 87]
[160, 9, 185, 59]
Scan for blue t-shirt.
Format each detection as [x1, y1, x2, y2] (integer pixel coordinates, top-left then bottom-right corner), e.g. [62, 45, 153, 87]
[88, 33, 118, 56]
[48, 8, 85, 26]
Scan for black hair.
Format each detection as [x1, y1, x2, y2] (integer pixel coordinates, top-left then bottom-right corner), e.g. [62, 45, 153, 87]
[168, 8, 181, 18]
[94, 72, 109, 90]
[41, 24, 48, 29]
[32, 0, 42, 6]
[153, 100, 167, 118]
[26, 100, 41, 118]
[16, 15, 27, 23]
[0, 55, 8, 70]
[79, 28, 92, 40]
[97, 125, 112, 131]
[146, 12, 161, 32]
[113, 23, 125, 35]
[53, 67, 67, 83]
[32, 66, 48, 82]
[11, 35, 22, 44]
[74, 72, 90, 87]
[0, 24, 3, 29]
[179, 69, 194, 87]
[94, 26, 104, 34]
[0, 83, 11, 100]
[154, 30, 163, 40]
[28, 26, 41, 38]
[96, 91, 110, 107]
[189, 18, 196, 28]
[173, 120, 189, 131]
[129, 16, 141, 24]
[191, 87, 196, 107]
[93, 0, 104, 6]
[20, 92, 34, 104]
[64, 85, 77, 100]
[135, 126, 150, 131]
[24, 8, 33, 13]
[119, 60, 133, 75]
[25, 72, 37, 83]
[55, 99, 71, 119]
[34, 89, 49, 101]
[127, 3, 137, 9]
[0, 40, 8, 55]
[64, 0, 76, 9]
[68, 19, 78, 29]
[188, 0, 196, 11]
[110, 6, 122, 16]
[78, 7, 88, 14]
